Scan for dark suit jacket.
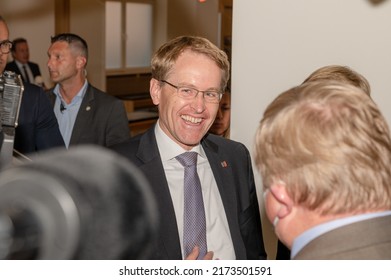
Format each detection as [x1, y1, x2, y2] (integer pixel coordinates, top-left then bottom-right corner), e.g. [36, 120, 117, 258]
[294, 215, 391, 259]
[47, 84, 130, 147]
[276, 240, 291, 260]
[5, 60, 41, 83]
[15, 83, 65, 155]
[111, 127, 267, 260]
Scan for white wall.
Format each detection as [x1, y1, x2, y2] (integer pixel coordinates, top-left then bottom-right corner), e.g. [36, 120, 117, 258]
[231, 0, 391, 259]
[70, 0, 106, 91]
[168, 0, 220, 45]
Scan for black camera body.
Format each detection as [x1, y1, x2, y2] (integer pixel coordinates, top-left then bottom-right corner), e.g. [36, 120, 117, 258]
[0, 70, 24, 128]
[0, 71, 24, 167]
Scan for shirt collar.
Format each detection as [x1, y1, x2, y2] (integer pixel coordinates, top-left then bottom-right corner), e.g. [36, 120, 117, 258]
[15, 60, 27, 68]
[291, 210, 391, 258]
[154, 120, 205, 162]
[54, 80, 88, 104]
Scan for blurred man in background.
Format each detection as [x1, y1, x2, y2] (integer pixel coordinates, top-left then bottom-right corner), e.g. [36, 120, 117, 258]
[6, 37, 45, 87]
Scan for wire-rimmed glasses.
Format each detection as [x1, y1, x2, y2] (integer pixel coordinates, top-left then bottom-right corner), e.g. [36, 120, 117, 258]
[161, 80, 222, 104]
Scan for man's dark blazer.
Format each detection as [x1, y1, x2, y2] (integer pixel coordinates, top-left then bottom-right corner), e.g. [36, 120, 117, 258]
[47, 84, 130, 147]
[111, 127, 267, 260]
[276, 240, 291, 259]
[15, 83, 65, 155]
[5, 60, 41, 83]
[293, 215, 391, 259]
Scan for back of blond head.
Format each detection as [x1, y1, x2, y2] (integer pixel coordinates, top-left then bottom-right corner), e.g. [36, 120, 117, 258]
[302, 65, 371, 96]
[255, 81, 391, 215]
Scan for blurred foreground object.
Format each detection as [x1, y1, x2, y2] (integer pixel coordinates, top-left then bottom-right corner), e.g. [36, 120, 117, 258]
[0, 71, 23, 167]
[0, 145, 158, 259]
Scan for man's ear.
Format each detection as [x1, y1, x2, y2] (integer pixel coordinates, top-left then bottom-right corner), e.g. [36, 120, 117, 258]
[269, 181, 293, 219]
[150, 78, 161, 105]
[76, 56, 87, 69]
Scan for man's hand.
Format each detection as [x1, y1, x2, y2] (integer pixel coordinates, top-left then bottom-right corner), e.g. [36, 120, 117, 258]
[185, 246, 214, 260]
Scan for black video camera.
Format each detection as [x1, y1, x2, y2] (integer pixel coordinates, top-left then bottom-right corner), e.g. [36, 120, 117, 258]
[0, 71, 24, 167]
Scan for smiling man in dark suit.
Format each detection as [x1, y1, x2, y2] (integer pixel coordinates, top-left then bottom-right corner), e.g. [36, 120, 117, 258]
[111, 36, 267, 260]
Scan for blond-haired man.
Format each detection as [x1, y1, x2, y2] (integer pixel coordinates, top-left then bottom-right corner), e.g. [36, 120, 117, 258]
[255, 81, 391, 259]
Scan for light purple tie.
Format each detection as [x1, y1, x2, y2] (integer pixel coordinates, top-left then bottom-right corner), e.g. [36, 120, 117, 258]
[176, 152, 207, 260]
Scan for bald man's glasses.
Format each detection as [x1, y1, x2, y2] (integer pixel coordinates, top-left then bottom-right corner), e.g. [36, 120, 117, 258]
[0, 40, 12, 54]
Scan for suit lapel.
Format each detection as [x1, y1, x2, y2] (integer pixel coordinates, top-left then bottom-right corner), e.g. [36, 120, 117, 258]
[137, 129, 183, 259]
[9, 61, 22, 77]
[28, 62, 40, 77]
[70, 85, 94, 145]
[47, 90, 56, 107]
[202, 136, 246, 258]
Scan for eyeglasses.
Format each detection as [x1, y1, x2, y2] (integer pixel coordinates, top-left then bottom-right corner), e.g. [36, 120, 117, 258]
[160, 80, 222, 104]
[0, 40, 12, 54]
